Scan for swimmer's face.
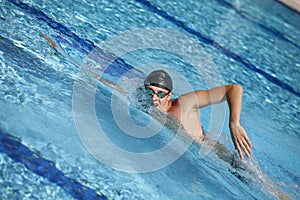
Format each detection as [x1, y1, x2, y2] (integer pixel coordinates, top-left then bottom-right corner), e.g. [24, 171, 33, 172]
[145, 85, 172, 112]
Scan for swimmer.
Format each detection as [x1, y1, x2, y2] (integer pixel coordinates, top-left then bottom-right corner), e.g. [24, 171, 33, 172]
[144, 70, 252, 160]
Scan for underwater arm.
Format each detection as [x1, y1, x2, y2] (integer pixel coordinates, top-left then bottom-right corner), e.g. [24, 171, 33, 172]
[41, 33, 127, 95]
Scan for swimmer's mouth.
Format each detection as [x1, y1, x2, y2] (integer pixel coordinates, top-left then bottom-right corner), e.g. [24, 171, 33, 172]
[152, 102, 159, 107]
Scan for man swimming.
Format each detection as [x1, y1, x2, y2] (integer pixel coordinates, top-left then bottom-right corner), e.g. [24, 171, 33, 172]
[144, 70, 252, 160]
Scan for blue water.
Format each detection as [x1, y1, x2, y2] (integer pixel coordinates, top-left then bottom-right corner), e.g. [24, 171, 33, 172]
[0, 0, 299, 199]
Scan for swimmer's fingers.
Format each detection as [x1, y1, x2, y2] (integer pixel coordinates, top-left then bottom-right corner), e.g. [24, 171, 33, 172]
[241, 138, 252, 158]
[243, 131, 253, 148]
[236, 138, 250, 160]
[237, 128, 252, 159]
[235, 141, 244, 160]
[244, 134, 253, 154]
[230, 124, 253, 160]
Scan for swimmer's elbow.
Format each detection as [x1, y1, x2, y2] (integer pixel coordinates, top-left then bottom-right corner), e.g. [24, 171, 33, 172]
[229, 84, 243, 92]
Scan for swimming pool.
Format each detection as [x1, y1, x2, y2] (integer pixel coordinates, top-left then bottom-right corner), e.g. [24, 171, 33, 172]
[0, 0, 299, 199]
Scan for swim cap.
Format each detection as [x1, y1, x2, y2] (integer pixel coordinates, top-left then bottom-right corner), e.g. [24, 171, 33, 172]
[144, 70, 173, 91]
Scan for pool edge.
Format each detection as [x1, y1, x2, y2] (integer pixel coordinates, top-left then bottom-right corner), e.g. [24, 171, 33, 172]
[277, 0, 300, 14]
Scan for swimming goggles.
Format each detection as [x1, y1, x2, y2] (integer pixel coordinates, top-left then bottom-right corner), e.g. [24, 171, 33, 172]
[145, 88, 170, 98]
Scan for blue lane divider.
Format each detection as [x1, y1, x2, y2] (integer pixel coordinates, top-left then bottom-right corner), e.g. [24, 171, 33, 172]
[135, 0, 300, 98]
[215, 0, 300, 50]
[7, 0, 144, 80]
[51, 34, 144, 79]
[7, 0, 299, 98]
[8, 0, 94, 54]
[0, 130, 107, 200]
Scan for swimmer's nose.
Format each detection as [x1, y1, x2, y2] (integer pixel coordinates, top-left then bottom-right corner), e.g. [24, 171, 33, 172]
[152, 93, 159, 101]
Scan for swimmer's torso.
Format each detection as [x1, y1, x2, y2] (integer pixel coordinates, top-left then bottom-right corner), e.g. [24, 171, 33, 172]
[168, 98, 204, 142]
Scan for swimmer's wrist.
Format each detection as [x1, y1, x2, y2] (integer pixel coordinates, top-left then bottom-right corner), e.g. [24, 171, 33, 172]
[229, 120, 240, 127]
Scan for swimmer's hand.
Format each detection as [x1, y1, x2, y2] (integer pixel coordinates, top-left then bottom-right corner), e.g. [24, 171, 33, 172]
[229, 122, 252, 160]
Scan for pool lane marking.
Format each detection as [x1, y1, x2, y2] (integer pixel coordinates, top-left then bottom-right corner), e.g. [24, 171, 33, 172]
[137, 0, 300, 50]
[135, 0, 300, 98]
[6, 0, 144, 80]
[7, 0, 300, 98]
[215, 0, 300, 50]
[0, 130, 107, 200]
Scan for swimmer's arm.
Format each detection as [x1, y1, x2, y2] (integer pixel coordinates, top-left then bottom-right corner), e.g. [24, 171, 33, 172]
[41, 33, 127, 95]
[224, 85, 252, 160]
[179, 84, 232, 108]
[181, 84, 252, 159]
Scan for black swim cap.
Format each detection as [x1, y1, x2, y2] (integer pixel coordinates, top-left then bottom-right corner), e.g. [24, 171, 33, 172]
[144, 70, 173, 91]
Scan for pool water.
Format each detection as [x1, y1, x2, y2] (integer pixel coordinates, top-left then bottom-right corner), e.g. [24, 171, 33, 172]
[0, 0, 299, 199]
